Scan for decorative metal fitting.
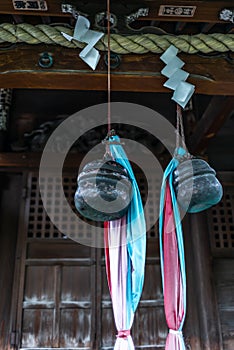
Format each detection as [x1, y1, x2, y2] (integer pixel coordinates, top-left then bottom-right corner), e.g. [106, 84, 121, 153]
[61, 3, 75, 14]
[61, 3, 149, 34]
[38, 52, 53, 68]
[95, 12, 117, 31]
[219, 8, 234, 23]
[126, 7, 149, 24]
[61, 3, 87, 19]
[104, 53, 121, 69]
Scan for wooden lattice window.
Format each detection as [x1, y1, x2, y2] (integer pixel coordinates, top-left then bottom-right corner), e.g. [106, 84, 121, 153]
[208, 184, 234, 256]
[27, 171, 160, 241]
[27, 174, 103, 241]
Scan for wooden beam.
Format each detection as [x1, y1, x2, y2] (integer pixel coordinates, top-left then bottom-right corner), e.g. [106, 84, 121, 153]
[0, 152, 83, 170]
[0, 44, 234, 95]
[188, 96, 234, 153]
[0, 0, 233, 23]
[0, 152, 165, 170]
[0, 152, 41, 169]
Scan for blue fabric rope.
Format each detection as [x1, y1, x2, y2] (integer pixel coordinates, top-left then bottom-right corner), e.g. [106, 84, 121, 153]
[109, 135, 146, 325]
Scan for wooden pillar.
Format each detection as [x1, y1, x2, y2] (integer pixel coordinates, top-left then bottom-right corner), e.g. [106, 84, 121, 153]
[0, 173, 22, 349]
[187, 212, 223, 350]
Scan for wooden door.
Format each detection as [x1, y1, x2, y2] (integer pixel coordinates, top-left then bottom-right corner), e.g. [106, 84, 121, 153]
[11, 171, 167, 349]
[11, 173, 97, 349]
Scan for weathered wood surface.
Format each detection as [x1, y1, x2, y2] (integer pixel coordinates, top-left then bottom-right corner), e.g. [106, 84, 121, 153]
[8, 171, 168, 349]
[0, 0, 233, 23]
[0, 174, 22, 350]
[213, 259, 234, 350]
[0, 152, 44, 169]
[0, 45, 233, 94]
[187, 213, 224, 350]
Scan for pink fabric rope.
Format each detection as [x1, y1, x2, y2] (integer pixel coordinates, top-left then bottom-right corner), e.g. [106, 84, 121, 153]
[117, 330, 131, 339]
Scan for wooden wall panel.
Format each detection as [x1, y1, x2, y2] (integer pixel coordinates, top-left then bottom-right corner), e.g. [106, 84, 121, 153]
[61, 266, 92, 302]
[5, 171, 233, 350]
[100, 308, 116, 348]
[0, 174, 22, 350]
[27, 241, 91, 259]
[141, 263, 163, 300]
[213, 259, 234, 350]
[60, 309, 92, 348]
[186, 213, 223, 350]
[208, 176, 234, 350]
[100, 240, 167, 349]
[21, 309, 54, 348]
[20, 261, 95, 348]
[24, 265, 55, 302]
[133, 307, 166, 349]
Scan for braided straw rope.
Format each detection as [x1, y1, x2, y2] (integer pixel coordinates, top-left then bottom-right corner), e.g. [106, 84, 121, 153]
[0, 23, 233, 54]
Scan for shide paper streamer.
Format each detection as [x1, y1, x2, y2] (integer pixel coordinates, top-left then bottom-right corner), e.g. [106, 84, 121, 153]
[62, 15, 104, 70]
[160, 45, 195, 108]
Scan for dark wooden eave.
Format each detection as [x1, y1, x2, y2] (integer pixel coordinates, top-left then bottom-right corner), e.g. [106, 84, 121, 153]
[0, 0, 233, 94]
[0, 152, 76, 170]
[0, 45, 233, 95]
[0, 0, 233, 23]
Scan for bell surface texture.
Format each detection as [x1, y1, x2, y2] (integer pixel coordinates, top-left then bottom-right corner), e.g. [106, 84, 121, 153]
[74, 159, 132, 221]
[173, 158, 223, 213]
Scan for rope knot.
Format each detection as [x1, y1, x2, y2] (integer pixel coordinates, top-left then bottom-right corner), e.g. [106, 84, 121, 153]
[117, 329, 130, 339]
[169, 329, 183, 337]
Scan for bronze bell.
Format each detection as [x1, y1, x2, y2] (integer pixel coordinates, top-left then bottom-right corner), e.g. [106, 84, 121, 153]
[173, 158, 223, 213]
[74, 159, 132, 221]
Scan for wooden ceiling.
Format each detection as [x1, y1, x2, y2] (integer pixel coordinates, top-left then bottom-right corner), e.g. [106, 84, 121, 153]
[0, 0, 233, 169]
[0, 0, 233, 94]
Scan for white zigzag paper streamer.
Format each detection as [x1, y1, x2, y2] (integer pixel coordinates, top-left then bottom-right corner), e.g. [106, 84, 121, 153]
[62, 16, 104, 70]
[160, 45, 195, 108]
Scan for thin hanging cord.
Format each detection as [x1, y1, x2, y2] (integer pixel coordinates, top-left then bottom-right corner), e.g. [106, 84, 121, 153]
[176, 104, 187, 151]
[176, 104, 180, 150]
[107, 0, 111, 133]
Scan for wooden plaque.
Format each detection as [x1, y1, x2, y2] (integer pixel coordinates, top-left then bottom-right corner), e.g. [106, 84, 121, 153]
[12, 0, 48, 11]
[158, 5, 196, 17]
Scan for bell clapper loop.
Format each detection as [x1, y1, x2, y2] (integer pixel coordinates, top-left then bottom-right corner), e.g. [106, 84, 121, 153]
[103, 143, 112, 161]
